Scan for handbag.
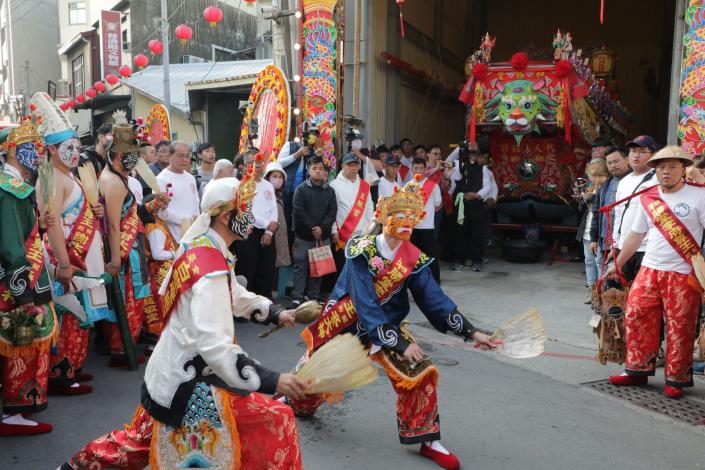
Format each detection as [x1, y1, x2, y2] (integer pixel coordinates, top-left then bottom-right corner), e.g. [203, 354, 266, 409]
[308, 241, 336, 278]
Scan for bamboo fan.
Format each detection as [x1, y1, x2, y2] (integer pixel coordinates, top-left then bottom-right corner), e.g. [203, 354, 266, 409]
[691, 253, 705, 290]
[179, 216, 196, 239]
[77, 164, 99, 206]
[259, 300, 322, 338]
[134, 158, 160, 195]
[484, 309, 548, 359]
[296, 333, 378, 394]
[37, 160, 54, 210]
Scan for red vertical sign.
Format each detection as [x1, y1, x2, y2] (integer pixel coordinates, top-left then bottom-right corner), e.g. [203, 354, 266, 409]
[101, 10, 122, 77]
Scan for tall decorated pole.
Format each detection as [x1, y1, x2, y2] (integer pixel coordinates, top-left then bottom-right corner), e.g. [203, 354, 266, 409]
[302, 0, 338, 169]
[678, 0, 705, 154]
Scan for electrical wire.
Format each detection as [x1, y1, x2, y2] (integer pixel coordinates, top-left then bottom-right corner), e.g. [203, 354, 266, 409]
[200, 0, 243, 82]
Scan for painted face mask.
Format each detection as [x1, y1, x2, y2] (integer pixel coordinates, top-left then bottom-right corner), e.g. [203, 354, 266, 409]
[228, 205, 255, 240]
[57, 138, 81, 168]
[15, 142, 41, 174]
[120, 152, 139, 171]
[383, 210, 417, 240]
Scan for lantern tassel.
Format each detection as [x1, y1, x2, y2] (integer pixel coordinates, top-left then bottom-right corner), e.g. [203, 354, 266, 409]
[600, 0, 604, 24]
[399, 8, 405, 38]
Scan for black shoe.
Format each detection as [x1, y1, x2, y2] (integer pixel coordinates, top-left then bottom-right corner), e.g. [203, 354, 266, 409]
[450, 263, 461, 271]
[288, 298, 302, 309]
[471, 264, 482, 272]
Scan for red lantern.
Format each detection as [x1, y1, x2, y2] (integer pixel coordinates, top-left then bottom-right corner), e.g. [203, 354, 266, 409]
[68, 99, 76, 108]
[94, 81, 107, 93]
[86, 88, 97, 99]
[76, 94, 86, 104]
[119, 65, 133, 78]
[203, 5, 223, 28]
[148, 39, 164, 56]
[134, 53, 149, 69]
[105, 74, 119, 85]
[60, 103, 70, 112]
[175, 24, 193, 46]
[244, 0, 256, 5]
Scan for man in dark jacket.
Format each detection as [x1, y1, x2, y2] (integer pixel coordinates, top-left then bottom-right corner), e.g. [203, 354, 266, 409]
[77, 122, 113, 176]
[291, 155, 337, 305]
[589, 146, 630, 264]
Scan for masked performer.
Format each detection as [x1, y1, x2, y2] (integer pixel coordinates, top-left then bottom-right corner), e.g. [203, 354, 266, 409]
[286, 175, 499, 470]
[60, 175, 308, 470]
[0, 118, 56, 436]
[605, 147, 705, 399]
[31, 93, 109, 395]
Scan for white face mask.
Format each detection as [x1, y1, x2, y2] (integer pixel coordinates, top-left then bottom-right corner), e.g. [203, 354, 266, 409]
[351, 139, 362, 151]
[58, 138, 81, 168]
[269, 174, 284, 190]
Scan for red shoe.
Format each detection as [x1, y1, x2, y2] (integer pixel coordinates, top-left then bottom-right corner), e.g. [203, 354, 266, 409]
[420, 444, 460, 470]
[108, 355, 146, 368]
[664, 385, 683, 399]
[608, 375, 648, 386]
[0, 421, 52, 436]
[75, 372, 93, 382]
[48, 383, 93, 396]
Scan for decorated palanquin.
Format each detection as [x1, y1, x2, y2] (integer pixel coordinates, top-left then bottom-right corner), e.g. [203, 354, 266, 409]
[460, 31, 630, 224]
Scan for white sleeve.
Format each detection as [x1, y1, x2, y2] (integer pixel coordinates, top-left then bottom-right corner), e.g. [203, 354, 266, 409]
[631, 203, 649, 234]
[450, 162, 461, 183]
[230, 275, 272, 320]
[488, 171, 498, 199]
[277, 142, 297, 168]
[267, 190, 278, 227]
[432, 184, 442, 210]
[477, 166, 493, 200]
[447, 147, 460, 163]
[147, 230, 174, 261]
[363, 158, 380, 185]
[698, 189, 705, 228]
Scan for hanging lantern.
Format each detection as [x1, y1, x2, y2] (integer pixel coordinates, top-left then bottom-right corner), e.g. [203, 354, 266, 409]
[134, 53, 149, 69]
[119, 65, 133, 78]
[59, 103, 70, 112]
[175, 24, 193, 46]
[244, 0, 256, 5]
[86, 88, 97, 99]
[68, 99, 76, 108]
[94, 81, 107, 93]
[203, 5, 223, 28]
[105, 74, 119, 85]
[148, 39, 164, 56]
[76, 94, 86, 104]
[396, 0, 405, 38]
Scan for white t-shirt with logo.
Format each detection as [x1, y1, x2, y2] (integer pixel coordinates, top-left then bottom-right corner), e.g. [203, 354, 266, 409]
[378, 177, 399, 199]
[631, 184, 705, 274]
[613, 171, 657, 250]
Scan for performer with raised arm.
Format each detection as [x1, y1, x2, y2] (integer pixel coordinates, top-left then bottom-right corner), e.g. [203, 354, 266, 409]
[60, 175, 308, 469]
[286, 175, 499, 470]
[604, 146, 705, 399]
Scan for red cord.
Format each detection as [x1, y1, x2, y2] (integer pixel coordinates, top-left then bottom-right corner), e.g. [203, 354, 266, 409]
[600, 0, 605, 24]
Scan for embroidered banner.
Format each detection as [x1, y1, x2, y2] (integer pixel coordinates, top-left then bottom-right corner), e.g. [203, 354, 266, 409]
[66, 195, 98, 270]
[0, 223, 45, 310]
[337, 180, 370, 246]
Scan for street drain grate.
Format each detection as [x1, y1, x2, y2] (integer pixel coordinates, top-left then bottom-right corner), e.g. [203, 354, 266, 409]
[582, 379, 705, 426]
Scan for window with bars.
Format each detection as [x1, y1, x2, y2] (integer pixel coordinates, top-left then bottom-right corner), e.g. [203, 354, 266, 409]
[69, 2, 87, 25]
[72, 54, 84, 96]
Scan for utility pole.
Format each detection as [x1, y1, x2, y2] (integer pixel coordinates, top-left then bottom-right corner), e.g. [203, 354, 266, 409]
[23, 61, 30, 115]
[160, 0, 172, 134]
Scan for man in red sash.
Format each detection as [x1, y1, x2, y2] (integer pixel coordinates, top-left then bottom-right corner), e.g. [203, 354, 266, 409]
[61, 175, 308, 470]
[410, 157, 442, 282]
[287, 175, 499, 470]
[605, 146, 705, 399]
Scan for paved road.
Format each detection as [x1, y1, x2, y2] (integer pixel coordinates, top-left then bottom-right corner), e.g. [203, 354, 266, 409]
[3, 255, 705, 469]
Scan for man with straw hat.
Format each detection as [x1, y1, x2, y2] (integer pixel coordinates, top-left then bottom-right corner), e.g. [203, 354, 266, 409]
[287, 174, 499, 470]
[605, 146, 705, 399]
[0, 116, 56, 436]
[60, 173, 308, 469]
[31, 92, 108, 395]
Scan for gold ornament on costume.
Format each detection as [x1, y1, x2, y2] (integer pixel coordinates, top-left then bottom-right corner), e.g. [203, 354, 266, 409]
[4, 117, 42, 151]
[111, 109, 139, 156]
[375, 173, 425, 224]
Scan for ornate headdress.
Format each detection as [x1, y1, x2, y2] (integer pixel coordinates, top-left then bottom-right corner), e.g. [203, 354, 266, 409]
[1, 117, 43, 152]
[111, 109, 139, 156]
[375, 174, 425, 223]
[29, 92, 77, 145]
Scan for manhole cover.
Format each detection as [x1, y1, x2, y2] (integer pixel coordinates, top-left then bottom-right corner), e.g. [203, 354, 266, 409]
[432, 357, 459, 367]
[582, 379, 705, 426]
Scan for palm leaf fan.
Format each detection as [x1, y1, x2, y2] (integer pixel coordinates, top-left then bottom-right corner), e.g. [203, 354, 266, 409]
[296, 333, 378, 394]
[77, 164, 99, 206]
[37, 160, 54, 210]
[259, 300, 322, 338]
[134, 157, 160, 195]
[179, 216, 196, 240]
[489, 309, 548, 359]
[691, 253, 705, 290]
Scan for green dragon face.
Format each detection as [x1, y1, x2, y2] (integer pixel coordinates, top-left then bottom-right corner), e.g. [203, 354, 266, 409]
[486, 79, 557, 145]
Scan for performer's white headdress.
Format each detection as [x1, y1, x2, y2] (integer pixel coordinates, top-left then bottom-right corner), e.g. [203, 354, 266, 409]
[29, 92, 77, 145]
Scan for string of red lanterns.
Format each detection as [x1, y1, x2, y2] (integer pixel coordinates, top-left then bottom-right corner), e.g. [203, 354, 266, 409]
[175, 23, 193, 46]
[148, 39, 164, 55]
[134, 53, 150, 69]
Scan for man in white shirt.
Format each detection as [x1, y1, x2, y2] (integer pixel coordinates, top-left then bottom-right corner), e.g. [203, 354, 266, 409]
[410, 158, 442, 282]
[397, 138, 414, 185]
[233, 149, 279, 298]
[378, 154, 401, 199]
[156, 141, 200, 241]
[611, 136, 658, 283]
[477, 151, 499, 251]
[605, 147, 705, 399]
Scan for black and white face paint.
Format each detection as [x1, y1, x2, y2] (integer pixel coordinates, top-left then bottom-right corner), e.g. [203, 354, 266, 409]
[228, 205, 255, 240]
[57, 138, 81, 168]
[120, 152, 139, 171]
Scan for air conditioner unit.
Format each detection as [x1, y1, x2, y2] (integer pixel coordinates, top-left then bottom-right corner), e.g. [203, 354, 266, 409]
[182, 55, 205, 64]
[56, 79, 69, 98]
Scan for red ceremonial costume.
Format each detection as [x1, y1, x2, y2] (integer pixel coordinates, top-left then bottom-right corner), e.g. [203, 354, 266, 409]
[143, 218, 177, 336]
[62, 176, 302, 469]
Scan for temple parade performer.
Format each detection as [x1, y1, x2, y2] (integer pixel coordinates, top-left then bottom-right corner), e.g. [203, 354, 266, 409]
[604, 146, 705, 399]
[99, 110, 167, 368]
[60, 176, 308, 470]
[32, 92, 109, 395]
[0, 118, 56, 436]
[141, 194, 177, 348]
[286, 175, 499, 470]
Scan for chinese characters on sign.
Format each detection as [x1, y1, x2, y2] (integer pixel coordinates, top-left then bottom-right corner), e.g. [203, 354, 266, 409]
[100, 10, 122, 77]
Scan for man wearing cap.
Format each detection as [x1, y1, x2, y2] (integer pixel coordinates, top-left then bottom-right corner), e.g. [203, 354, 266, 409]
[60, 176, 307, 470]
[378, 154, 401, 199]
[605, 146, 705, 399]
[330, 152, 379, 256]
[291, 155, 337, 306]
